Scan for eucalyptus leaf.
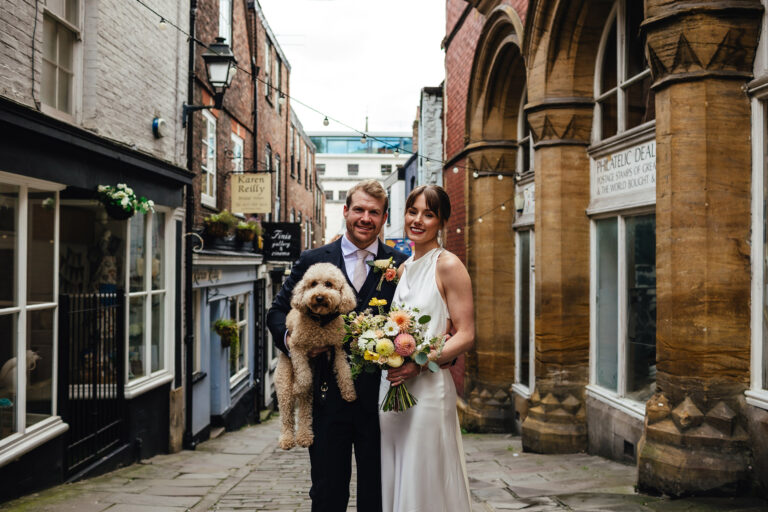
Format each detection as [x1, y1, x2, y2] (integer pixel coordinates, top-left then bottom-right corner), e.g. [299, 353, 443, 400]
[414, 352, 428, 365]
[418, 315, 431, 324]
[427, 361, 440, 373]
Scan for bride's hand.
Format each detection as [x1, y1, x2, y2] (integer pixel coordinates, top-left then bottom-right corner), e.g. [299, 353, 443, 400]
[386, 361, 421, 386]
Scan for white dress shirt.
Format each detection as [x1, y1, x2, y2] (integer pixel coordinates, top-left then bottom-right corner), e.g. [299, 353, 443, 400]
[341, 232, 378, 284]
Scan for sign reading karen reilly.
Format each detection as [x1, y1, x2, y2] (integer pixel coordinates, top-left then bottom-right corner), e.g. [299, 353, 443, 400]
[231, 173, 271, 213]
[263, 222, 301, 261]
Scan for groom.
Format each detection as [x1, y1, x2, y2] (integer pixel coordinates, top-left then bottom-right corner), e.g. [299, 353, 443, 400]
[267, 179, 408, 512]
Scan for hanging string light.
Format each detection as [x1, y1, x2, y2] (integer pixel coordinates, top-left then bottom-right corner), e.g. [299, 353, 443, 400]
[158, 17, 168, 30]
[453, 167, 459, 174]
[323, 116, 329, 126]
[497, 174, 503, 180]
[360, 134, 368, 144]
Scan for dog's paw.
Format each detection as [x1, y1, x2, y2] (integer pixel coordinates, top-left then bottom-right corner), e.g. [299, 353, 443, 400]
[278, 434, 296, 450]
[293, 380, 311, 395]
[340, 389, 357, 402]
[296, 431, 314, 447]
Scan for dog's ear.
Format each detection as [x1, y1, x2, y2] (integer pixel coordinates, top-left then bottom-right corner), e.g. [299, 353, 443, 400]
[339, 280, 357, 313]
[290, 276, 308, 310]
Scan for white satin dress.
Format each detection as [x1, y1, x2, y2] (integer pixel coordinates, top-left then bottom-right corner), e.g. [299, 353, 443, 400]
[379, 247, 472, 511]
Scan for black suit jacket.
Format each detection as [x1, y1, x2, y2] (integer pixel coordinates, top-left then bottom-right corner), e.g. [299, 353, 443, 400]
[267, 237, 408, 354]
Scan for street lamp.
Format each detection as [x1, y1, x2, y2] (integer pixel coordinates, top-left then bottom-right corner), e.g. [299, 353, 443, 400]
[183, 37, 238, 126]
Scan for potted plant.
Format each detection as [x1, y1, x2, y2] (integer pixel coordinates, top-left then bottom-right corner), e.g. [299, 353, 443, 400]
[203, 210, 237, 238]
[213, 318, 239, 349]
[235, 219, 261, 243]
[97, 183, 154, 220]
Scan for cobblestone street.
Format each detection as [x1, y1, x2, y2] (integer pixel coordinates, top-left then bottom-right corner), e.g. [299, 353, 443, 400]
[1, 415, 765, 512]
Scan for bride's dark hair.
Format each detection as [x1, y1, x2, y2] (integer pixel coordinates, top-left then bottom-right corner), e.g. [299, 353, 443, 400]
[405, 185, 451, 227]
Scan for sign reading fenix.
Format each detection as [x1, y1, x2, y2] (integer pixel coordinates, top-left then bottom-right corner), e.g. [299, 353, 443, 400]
[592, 140, 656, 200]
[263, 222, 301, 261]
[231, 173, 271, 214]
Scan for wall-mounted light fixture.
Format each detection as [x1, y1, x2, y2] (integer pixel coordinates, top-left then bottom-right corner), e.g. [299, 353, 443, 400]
[183, 37, 238, 127]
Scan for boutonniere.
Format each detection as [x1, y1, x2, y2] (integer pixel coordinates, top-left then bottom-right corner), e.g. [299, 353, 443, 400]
[367, 257, 399, 291]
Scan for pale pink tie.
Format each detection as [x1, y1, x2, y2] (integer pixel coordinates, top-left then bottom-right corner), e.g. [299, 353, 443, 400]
[352, 249, 371, 291]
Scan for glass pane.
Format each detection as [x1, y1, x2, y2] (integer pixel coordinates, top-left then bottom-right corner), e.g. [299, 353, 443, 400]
[600, 94, 618, 140]
[626, 75, 655, 130]
[41, 61, 56, 107]
[43, 16, 56, 61]
[151, 212, 165, 290]
[238, 295, 246, 323]
[129, 215, 145, 292]
[518, 231, 530, 386]
[625, 215, 656, 402]
[128, 296, 145, 379]
[763, 171, 768, 390]
[58, 28, 74, 69]
[238, 325, 245, 369]
[601, 19, 617, 93]
[596, 218, 618, 391]
[57, 69, 72, 114]
[27, 191, 55, 304]
[26, 308, 54, 426]
[65, 0, 79, 26]
[0, 184, 19, 308]
[151, 294, 164, 373]
[626, 0, 647, 80]
[0, 314, 18, 440]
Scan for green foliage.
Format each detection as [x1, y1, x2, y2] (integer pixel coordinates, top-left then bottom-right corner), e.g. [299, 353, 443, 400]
[204, 209, 238, 228]
[236, 219, 261, 234]
[427, 361, 439, 372]
[414, 352, 428, 365]
[213, 318, 239, 349]
[418, 315, 431, 324]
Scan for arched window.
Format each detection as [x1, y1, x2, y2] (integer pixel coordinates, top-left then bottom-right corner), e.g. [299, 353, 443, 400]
[595, 1, 655, 141]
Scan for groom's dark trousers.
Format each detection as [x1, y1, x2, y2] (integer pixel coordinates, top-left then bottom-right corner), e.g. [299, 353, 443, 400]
[267, 237, 407, 512]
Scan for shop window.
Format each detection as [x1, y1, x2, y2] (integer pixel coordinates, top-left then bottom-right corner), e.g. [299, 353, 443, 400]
[594, 1, 654, 142]
[201, 110, 217, 208]
[592, 214, 656, 403]
[42, 0, 81, 117]
[127, 211, 171, 382]
[325, 190, 333, 201]
[218, 0, 232, 46]
[229, 294, 249, 383]
[514, 229, 535, 393]
[0, 177, 62, 449]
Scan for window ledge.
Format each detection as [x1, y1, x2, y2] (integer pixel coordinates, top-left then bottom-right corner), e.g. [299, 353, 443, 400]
[586, 385, 646, 421]
[229, 370, 250, 391]
[0, 417, 69, 468]
[511, 383, 531, 399]
[125, 372, 173, 399]
[746, 389, 768, 410]
[201, 196, 217, 209]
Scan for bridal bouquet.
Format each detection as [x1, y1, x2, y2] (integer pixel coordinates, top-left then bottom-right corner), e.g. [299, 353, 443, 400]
[343, 298, 445, 412]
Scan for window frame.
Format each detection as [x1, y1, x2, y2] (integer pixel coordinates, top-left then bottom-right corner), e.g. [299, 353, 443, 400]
[588, 207, 655, 420]
[0, 171, 68, 465]
[347, 164, 359, 176]
[124, 208, 176, 397]
[264, 40, 272, 103]
[218, 0, 233, 46]
[201, 110, 217, 208]
[275, 154, 281, 220]
[41, 0, 83, 121]
[593, 1, 654, 145]
[228, 293, 249, 386]
[513, 228, 535, 397]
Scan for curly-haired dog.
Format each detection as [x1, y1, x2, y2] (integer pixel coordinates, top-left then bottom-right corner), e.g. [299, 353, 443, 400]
[276, 262, 357, 450]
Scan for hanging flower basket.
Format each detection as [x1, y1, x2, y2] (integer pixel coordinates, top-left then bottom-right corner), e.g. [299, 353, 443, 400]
[97, 183, 154, 220]
[235, 219, 261, 243]
[204, 210, 237, 238]
[213, 318, 239, 349]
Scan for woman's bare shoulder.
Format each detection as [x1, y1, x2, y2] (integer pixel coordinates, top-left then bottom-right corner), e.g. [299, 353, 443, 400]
[436, 250, 465, 273]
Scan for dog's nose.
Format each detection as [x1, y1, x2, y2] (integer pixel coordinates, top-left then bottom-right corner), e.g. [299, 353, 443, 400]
[314, 295, 325, 303]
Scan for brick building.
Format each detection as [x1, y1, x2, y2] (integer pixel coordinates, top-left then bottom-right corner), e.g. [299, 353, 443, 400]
[0, 0, 192, 500]
[443, 0, 768, 497]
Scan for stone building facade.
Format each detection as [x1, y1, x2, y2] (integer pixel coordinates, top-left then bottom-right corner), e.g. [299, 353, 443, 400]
[443, 0, 768, 496]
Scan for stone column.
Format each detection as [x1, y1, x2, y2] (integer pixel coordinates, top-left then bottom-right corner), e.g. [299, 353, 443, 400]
[521, 100, 593, 453]
[460, 146, 517, 432]
[637, 0, 763, 495]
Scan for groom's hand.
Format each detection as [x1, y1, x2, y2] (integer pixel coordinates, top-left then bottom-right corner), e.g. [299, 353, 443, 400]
[386, 362, 421, 386]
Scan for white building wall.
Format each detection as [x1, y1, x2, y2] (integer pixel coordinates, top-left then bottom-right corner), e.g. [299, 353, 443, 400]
[384, 174, 405, 240]
[417, 88, 443, 186]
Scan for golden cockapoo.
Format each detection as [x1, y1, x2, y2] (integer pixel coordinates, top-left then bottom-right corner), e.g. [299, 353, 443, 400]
[276, 262, 358, 450]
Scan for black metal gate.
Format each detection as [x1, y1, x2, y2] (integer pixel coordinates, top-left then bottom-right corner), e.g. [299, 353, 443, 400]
[58, 292, 127, 478]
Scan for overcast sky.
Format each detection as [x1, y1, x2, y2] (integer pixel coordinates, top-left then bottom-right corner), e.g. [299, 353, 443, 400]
[257, 0, 446, 134]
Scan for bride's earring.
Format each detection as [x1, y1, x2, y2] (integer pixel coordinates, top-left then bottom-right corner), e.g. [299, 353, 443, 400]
[437, 229, 443, 247]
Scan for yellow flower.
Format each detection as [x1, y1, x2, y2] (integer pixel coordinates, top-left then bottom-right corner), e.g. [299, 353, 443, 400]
[364, 350, 379, 361]
[376, 338, 395, 357]
[369, 298, 387, 307]
[387, 354, 404, 368]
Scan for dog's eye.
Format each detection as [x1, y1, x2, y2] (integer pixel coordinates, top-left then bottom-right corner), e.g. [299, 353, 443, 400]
[311, 281, 317, 287]
[325, 281, 332, 288]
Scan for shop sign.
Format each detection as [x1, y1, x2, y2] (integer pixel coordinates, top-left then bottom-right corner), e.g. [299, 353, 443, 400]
[231, 173, 271, 213]
[592, 140, 655, 202]
[263, 222, 301, 261]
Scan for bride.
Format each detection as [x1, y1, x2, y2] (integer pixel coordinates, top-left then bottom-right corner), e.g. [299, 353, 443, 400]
[379, 185, 474, 511]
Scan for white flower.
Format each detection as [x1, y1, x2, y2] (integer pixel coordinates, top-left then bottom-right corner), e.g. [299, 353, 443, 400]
[98, 185, 107, 193]
[357, 339, 367, 351]
[383, 321, 399, 337]
[117, 183, 127, 189]
[120, 197, 130, 207]
[366, 340, 375, 352]
[125, 187, 133, 195]
[360, 329, 376, 341]
[147, 200, 154, 207]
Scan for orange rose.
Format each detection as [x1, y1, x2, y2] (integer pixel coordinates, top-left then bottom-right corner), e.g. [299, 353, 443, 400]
[384, 268, 397, 281]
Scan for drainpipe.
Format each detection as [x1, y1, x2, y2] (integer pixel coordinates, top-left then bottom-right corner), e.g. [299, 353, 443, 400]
[183, 0, 198, 450]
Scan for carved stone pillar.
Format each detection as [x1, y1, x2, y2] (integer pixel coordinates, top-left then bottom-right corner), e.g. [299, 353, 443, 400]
[460, 145, 517, 432]
[520, 101, 593, 453]
[637, 0, 763, 495]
